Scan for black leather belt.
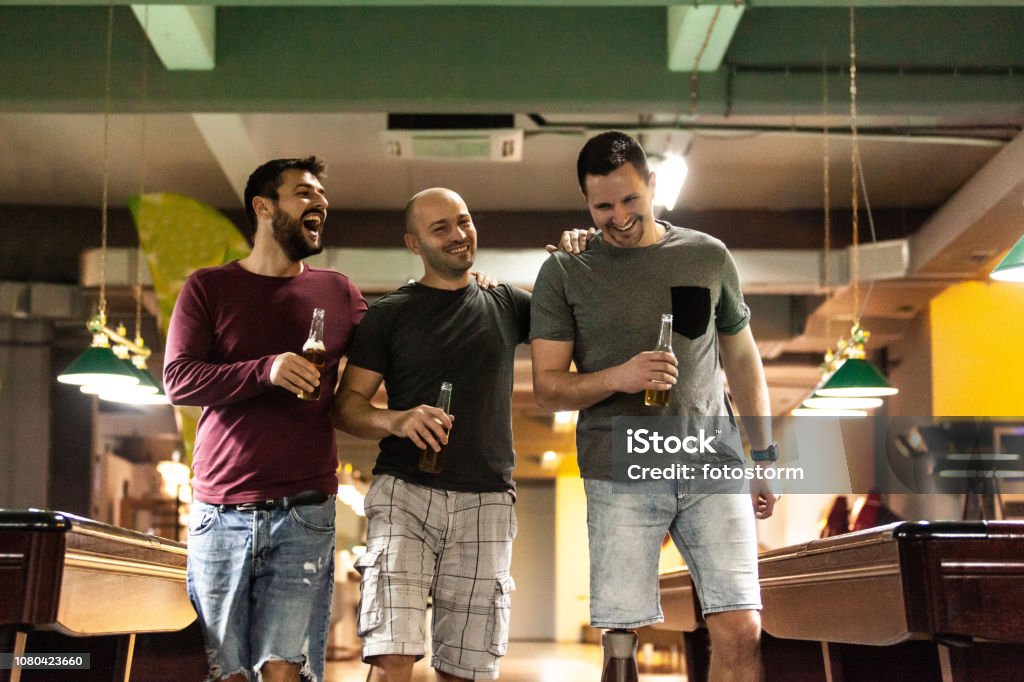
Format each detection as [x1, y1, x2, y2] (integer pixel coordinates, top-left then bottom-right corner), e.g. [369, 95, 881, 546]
[224, 490, 330, 512]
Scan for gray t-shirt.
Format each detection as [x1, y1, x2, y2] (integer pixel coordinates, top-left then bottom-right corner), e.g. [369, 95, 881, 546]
[530, 222, 750, 479]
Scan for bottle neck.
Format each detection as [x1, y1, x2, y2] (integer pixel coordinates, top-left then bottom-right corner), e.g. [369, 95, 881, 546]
[308, 311, 325, 341]
[656, 321, 673, 351]
[437, 384, 452, 411]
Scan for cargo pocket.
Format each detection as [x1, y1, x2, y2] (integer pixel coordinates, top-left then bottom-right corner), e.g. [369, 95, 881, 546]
[670, 286, 711, 340]
[354, 547, 384, 636]
[486, 573, 516, 656]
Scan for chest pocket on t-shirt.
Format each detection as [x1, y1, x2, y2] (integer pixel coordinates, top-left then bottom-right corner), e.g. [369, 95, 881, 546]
[671, 286, 712, 340]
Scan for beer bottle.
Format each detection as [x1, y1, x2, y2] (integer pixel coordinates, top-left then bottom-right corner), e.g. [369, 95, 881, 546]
[418, 381, 453, 474]
[644, 313, 674, 407]
[297, 308, 326, 401]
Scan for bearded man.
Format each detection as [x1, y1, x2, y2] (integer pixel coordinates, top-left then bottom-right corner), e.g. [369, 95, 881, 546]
[165, 156, 367, 682]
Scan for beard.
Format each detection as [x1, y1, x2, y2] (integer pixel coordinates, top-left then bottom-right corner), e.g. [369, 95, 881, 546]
[270, 207, 323, 262]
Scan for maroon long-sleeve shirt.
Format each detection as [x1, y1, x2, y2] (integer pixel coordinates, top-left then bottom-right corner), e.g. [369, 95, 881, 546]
[163, 261, 366, 504]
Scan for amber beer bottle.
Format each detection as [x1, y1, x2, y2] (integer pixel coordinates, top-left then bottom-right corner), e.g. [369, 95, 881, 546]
[644, 313, 674, 407]
[418, 381, 453, 474]
[297, 308, 326, 401]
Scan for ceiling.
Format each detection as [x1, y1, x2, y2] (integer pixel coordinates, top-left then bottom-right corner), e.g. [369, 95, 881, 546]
[2, 1, 1024, 471]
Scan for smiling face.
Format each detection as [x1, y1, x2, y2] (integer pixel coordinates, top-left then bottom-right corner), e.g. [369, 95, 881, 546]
[583, 162, 659, 249]
[405, 188, 477, 285]
[264, 168, 328, 262]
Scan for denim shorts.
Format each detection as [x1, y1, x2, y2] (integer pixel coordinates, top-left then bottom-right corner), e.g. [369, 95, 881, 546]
[186, 497, 336, 682]
[584, 478, 760, 629]
[357, 475, 516, 680]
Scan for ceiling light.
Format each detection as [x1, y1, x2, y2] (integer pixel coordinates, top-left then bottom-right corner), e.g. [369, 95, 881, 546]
[652, 153, 688, 211]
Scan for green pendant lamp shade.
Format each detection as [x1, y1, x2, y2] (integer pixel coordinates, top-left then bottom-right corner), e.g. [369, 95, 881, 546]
[80, 360, 159, 395]
[815, 358, 898, 398]
[990, 235, 1024, 282]
[57, 345, 140, 389]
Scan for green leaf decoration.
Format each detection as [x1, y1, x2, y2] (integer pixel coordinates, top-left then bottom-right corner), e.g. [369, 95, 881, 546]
[128, 192, 251, 466]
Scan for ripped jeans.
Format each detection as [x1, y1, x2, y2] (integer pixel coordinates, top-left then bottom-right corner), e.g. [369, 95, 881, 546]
[186, 498, 336, 682]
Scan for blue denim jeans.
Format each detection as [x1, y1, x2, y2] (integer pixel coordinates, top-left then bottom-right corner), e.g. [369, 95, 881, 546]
[186, 498, 336, 682]
[584, 478, 760, 628]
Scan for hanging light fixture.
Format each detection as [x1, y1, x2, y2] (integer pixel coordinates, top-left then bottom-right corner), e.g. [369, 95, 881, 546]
[101, 6, 169, 407]
[57, 5, 140, 393]
[57, 316, 139, 388]
[78, 325, 156, 394]
[816, 365, 898, 398]
[103, 5, 166, 405]
[814, 325, 898, 399]
[799, 4, 897, 410]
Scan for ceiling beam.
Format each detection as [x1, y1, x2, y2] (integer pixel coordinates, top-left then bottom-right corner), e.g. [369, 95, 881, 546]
[190, 114, 261, 202]
[667, 5, 745, 73]
[910, 130, 1024, 277]
[130, 4, 215, 70]
[2, 7, 1022, 115]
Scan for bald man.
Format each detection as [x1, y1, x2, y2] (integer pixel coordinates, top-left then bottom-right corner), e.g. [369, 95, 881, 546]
[332, 188, 530, 681]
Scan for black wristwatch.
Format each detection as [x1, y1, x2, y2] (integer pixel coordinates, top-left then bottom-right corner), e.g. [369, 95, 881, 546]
[751, 442, 779, 463]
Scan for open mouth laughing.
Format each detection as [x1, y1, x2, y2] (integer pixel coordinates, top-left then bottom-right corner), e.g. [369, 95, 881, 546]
[302, 211, 325, 239]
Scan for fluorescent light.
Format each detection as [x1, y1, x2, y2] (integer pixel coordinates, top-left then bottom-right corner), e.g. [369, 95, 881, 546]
[652, 153, 688, 211]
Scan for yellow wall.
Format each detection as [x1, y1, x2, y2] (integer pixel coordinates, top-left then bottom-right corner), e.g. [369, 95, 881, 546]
[554, 474, 590, 643]
[931, 280, 1024, 416]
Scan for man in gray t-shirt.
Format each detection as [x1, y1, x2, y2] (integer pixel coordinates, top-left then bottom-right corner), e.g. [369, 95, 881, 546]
[531, 131, 779, 681]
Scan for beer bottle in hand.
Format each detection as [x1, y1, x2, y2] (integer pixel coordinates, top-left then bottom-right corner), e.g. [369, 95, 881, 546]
[418, 381, 453, 474]
[644, 313, 674, 407]
[297, 308, 326, 401]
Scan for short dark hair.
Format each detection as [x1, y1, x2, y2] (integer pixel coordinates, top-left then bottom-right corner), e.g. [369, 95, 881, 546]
[576, 131, 650, 195]
[243, 156, 327, 239]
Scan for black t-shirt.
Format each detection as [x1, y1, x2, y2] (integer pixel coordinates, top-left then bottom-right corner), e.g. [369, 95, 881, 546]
[347, 280, 531, 492]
